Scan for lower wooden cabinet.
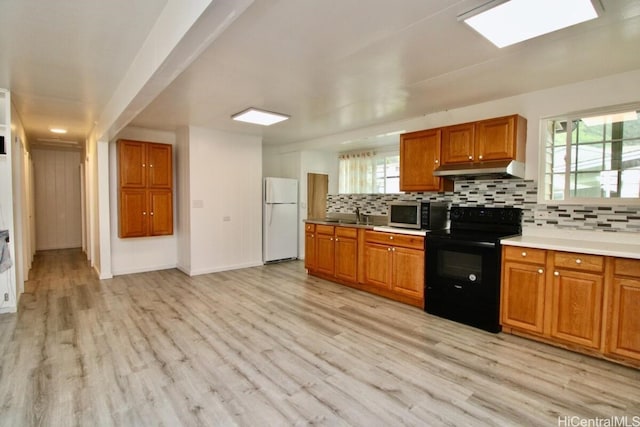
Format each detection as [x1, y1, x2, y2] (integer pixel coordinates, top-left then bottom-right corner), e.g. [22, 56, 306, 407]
[304, 223, 425, 307]
[304, 224, 317, 271]
[550, 267, 603, 349]
[501, 247, 546, 334]
[607, 258, 640, 361]
[361, 230, 425, 306]
[315, 225, 336, 276]
[501, 245, 640, 367]
[334, 227, 358, 283]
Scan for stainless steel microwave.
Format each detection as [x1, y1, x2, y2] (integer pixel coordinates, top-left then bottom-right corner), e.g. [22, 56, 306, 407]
[388, 201, 448, 230]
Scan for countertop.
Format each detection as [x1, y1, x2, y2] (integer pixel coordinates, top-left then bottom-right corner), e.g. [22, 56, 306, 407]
[501, 228, 640, 260]
[305, 219, 427, 236]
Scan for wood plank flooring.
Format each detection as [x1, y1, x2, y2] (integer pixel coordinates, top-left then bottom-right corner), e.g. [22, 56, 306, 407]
[0, 248, 638, 426]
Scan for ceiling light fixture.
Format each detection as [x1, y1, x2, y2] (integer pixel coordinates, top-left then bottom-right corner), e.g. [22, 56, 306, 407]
[36, 138, 78, 145]
[49, 127, 68, 134]
[231, 107, 290, 126]
[458, 0, 602, 48]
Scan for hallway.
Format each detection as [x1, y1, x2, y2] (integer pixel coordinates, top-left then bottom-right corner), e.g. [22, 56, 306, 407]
[0, 249, 639, 426]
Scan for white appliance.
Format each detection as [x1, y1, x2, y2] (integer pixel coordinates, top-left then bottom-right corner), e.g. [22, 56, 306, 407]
[263, 177, 298, 263]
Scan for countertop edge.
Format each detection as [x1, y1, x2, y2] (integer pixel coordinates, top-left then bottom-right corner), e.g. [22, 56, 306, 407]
[501, 235, 640, 260]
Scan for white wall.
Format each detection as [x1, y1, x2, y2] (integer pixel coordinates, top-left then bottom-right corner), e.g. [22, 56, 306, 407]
[184, 126, 263, 275]
[0, 90, 18, 313]
[109, 127, 178, 275]
[176, 126, 191, 273]
[32, 148, 82, 250]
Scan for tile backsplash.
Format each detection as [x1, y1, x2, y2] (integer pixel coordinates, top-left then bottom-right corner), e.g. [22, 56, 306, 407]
[327, 179, 640, 233]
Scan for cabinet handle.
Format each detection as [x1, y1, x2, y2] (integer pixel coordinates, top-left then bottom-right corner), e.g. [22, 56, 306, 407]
[150, 212, 154, 216]
[330, 237, 333, 241]
[142, 163, 146, 167]
[468, 155, 473, 160]
[311, 234, 314, 238]
[389, 236, 394, 240]
[388, 248, 391, 252]
[150, 164, 154, 168]
[478, 155, 483, 160]
[143, 212, 146, 215]
[538, 269, 544, 274]
[335, 238, 339, 242]
[435, 159, 439, 164]
[554, 271, 559, 276]
[575, 258, 582, 264]
[392, 248, 396, 252]
[521, 251, 527, 257]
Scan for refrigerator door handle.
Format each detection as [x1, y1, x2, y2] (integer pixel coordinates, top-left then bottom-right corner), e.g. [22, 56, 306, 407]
[266, 203, 273, 226]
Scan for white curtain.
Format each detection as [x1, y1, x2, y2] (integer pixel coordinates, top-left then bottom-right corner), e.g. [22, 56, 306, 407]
[339, 151, 376, 193]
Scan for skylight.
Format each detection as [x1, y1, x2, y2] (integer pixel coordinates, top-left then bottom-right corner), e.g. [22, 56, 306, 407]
[459, 0, 601, 48]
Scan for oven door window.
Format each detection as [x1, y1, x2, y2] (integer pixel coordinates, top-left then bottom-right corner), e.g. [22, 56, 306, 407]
[437, 250, 482, 283]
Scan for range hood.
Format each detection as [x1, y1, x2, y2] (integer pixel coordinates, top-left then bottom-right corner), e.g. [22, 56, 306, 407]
[432, 159, 525, 180]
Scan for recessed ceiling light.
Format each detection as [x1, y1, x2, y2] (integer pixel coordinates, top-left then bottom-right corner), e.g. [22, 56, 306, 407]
[49, 128, 68, 134]
[231, 108, 289, 126]
[459, 0, 601, 48]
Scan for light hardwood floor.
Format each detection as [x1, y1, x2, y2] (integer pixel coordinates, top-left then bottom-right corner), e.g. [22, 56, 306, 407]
[0, 249, 638, 426]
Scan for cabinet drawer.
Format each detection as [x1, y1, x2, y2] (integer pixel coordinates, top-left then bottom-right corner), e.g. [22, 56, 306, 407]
[364, 231, 424, 250]
[335, 226, 357, 239]
[614, 258, 640, 278]
[503, 246, 546, 264]
[305, 223, 315, 232]
[316, 225, 335, 235]
[553, 251, 603, 273]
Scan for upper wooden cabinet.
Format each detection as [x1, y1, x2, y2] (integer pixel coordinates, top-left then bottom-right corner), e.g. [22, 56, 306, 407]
[442, 115, 527, 165]
[118, 139, 173, 238]
[399, 128, 451, 192]
[398, 114, 526, 192]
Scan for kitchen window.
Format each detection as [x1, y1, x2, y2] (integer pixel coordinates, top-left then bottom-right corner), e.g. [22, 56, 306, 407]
[339, 149, 399, 194]
[542, 104, 640, 203]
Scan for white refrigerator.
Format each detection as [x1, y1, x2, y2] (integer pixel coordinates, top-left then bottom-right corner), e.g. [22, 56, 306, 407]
[263, 177, 298, 263]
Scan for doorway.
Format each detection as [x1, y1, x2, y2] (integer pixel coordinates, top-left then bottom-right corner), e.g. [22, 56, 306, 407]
[32, 148, 82, 250]
[307, 173, 328, 220]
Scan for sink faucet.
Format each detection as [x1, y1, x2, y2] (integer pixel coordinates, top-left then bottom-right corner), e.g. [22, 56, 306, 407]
[355, 207, 361, 223]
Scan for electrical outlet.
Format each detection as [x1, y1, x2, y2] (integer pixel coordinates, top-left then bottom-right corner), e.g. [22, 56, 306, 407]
[4, 293, 8, 302]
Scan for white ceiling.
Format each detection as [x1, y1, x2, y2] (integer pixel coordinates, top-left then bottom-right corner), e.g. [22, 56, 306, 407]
[2, 0, 640, 151]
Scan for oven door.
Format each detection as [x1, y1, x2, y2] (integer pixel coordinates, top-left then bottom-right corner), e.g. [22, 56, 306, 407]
[425, 236, 502, 332]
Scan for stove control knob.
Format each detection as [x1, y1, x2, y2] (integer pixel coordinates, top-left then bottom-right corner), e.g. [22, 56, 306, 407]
[468, 274, 477, 282]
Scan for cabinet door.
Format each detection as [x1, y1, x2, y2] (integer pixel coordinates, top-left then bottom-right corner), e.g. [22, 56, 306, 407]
[391, 247, 424, 299]
[400, 129, 443, 191]
[363, 243, 392, 289]
[442, 123, 475, 164]
[148, 143, 172, 189]
[335, 236, 358, 283]
[475, 115, 515, 161]
[119, 140, 146, 188]
[501, 261, 546, 333]
[550, 269, 603, 349]
[149, 190, 173, 236]
[119, 189, 148, 238]
[607, 277, 640, 361]
[304, 231, 317, 271]
[316, 233, 336, 276]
